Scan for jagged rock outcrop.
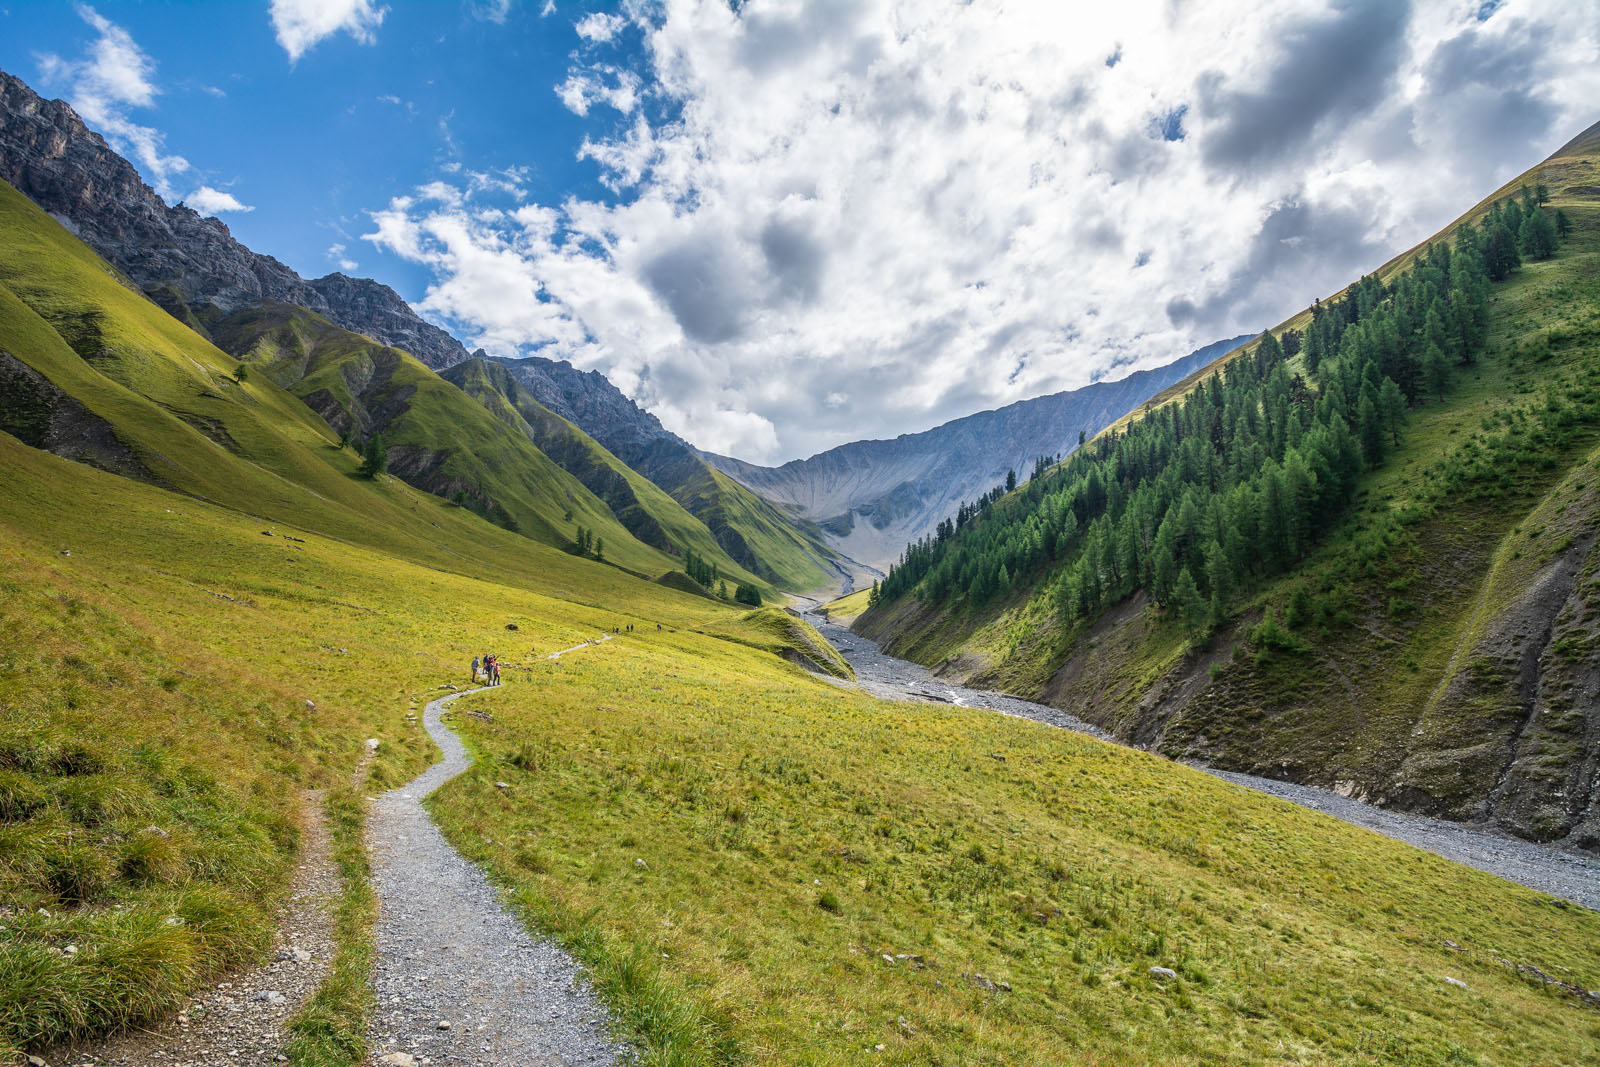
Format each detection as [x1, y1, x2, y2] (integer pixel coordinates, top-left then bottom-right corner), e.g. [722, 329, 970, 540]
[0, 68, 467, 370]
[478, 352, 696, 482]
[705, 335, 1254, 571]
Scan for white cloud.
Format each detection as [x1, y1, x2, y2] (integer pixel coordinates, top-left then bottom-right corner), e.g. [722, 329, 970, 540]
[366, 0, 1600, 463]
[328, 243, 359, 271]
[469, 0, 515, 24]
[574, 11, 625, 42]
[555, 66, 640, 116]
[187, 185, 253, 214]
[201, 84, 226, 98]
[36, 5, 191, 198]
[269, 0, 387, 64]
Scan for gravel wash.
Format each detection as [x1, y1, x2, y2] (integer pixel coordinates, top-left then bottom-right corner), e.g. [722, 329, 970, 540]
[365, 686, 627, 1067]
[811, 615, 1600, 912]
[54, 791, 339, 1067]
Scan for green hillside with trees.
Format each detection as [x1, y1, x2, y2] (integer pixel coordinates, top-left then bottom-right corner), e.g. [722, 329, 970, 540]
[858, 135, 1600, 847]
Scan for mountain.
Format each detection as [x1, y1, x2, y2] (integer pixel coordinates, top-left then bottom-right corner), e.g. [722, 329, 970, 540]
[0, 68, 467, 370]
[0, 65, 847, 595]
[477, 352, 849, 593]
[856, 122, 1600, 850]
[704, 335, 1253, 572]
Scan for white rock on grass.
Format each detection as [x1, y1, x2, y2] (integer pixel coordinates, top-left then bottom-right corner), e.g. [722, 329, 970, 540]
[1149, 966, 1178, 979]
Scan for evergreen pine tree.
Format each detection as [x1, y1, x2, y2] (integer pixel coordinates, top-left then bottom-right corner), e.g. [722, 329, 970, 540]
[1422, 343, 1450, 402]
[359, 433, 389, 478]
[1357, 393, 1384, 468]
[1172, 566, 1205, 634]
[1518, 209, 1558, 260]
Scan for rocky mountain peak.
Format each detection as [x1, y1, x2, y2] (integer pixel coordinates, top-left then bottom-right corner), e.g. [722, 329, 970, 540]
[0, 67, 468, 370]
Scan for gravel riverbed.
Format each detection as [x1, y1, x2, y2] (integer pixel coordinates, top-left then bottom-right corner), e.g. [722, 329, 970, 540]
[810, 615, 1600, 912]
[365, 685, 627, 1067]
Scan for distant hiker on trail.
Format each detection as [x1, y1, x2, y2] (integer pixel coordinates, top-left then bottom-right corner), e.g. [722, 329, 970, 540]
[472, 655, 480, 682]
[491, 657, 502, 686]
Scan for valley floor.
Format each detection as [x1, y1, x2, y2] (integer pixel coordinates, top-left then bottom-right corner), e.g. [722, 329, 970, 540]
[810, 615, 1600, 911]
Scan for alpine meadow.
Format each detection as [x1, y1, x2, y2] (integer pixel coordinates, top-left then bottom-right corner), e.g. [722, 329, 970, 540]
[2, 5, 1600, 1067]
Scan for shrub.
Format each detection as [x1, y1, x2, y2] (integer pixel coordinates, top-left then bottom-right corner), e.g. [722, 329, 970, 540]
[43, 837, 115, 903]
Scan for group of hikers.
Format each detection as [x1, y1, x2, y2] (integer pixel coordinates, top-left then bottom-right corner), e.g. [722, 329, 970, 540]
[471, 622, 668, 682]
[472, 652, 502, 686]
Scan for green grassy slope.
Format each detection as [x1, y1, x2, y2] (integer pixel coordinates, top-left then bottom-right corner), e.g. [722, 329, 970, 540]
[442, 356, 778, 595]
[858, 132, 1600, 848]
[482, 354, 843, 593]
[0, 426, 832, 1060]
[201, 298, 684, 577]
[4, 431, 1599, 1065]
[679, 464, 842, 593]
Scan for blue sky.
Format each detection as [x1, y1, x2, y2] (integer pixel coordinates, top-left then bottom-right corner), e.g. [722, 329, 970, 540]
[0, 1, 630, 298]
[4, 2, 1599, 462]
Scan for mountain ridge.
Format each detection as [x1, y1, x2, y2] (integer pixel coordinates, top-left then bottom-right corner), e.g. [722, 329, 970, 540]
[705, 335, 1253, 571]
[0, 68, 469, 371]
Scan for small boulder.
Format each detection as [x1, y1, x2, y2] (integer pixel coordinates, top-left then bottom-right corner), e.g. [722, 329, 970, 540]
[379, 1054, 417, 1067]
[437, 1019, 452, 1031]
[255, 990, 287, 1005]
[1443, 976, 1469, 990]
[506, 623, 519, 630]
[366, 738, 381, 752]
[1149, 966, 1178, 979]
[304, 699, 316, 710]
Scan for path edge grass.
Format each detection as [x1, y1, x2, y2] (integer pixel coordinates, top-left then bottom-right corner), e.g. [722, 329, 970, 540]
[283, 786, 376, 1067]
[429, 691, 745, 1067]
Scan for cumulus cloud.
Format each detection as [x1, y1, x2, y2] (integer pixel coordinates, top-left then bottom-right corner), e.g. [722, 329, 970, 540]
[365, 0, 1600, 462]
[36, 5, 191, 198]
[269, 0, 387, 64]
[187, 185, 254, 215]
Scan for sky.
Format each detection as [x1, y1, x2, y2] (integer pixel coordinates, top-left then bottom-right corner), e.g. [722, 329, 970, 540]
[3, 1, 1599, 463]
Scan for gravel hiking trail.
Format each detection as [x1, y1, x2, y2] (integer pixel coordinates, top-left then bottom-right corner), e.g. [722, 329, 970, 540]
[55, 792, 339, 1067]
[366, 660, 626, 1066]
[810, 615, 1600, 912]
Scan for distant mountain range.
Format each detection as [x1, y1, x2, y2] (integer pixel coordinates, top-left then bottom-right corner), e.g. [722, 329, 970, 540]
[705, 335, 1253, 572]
